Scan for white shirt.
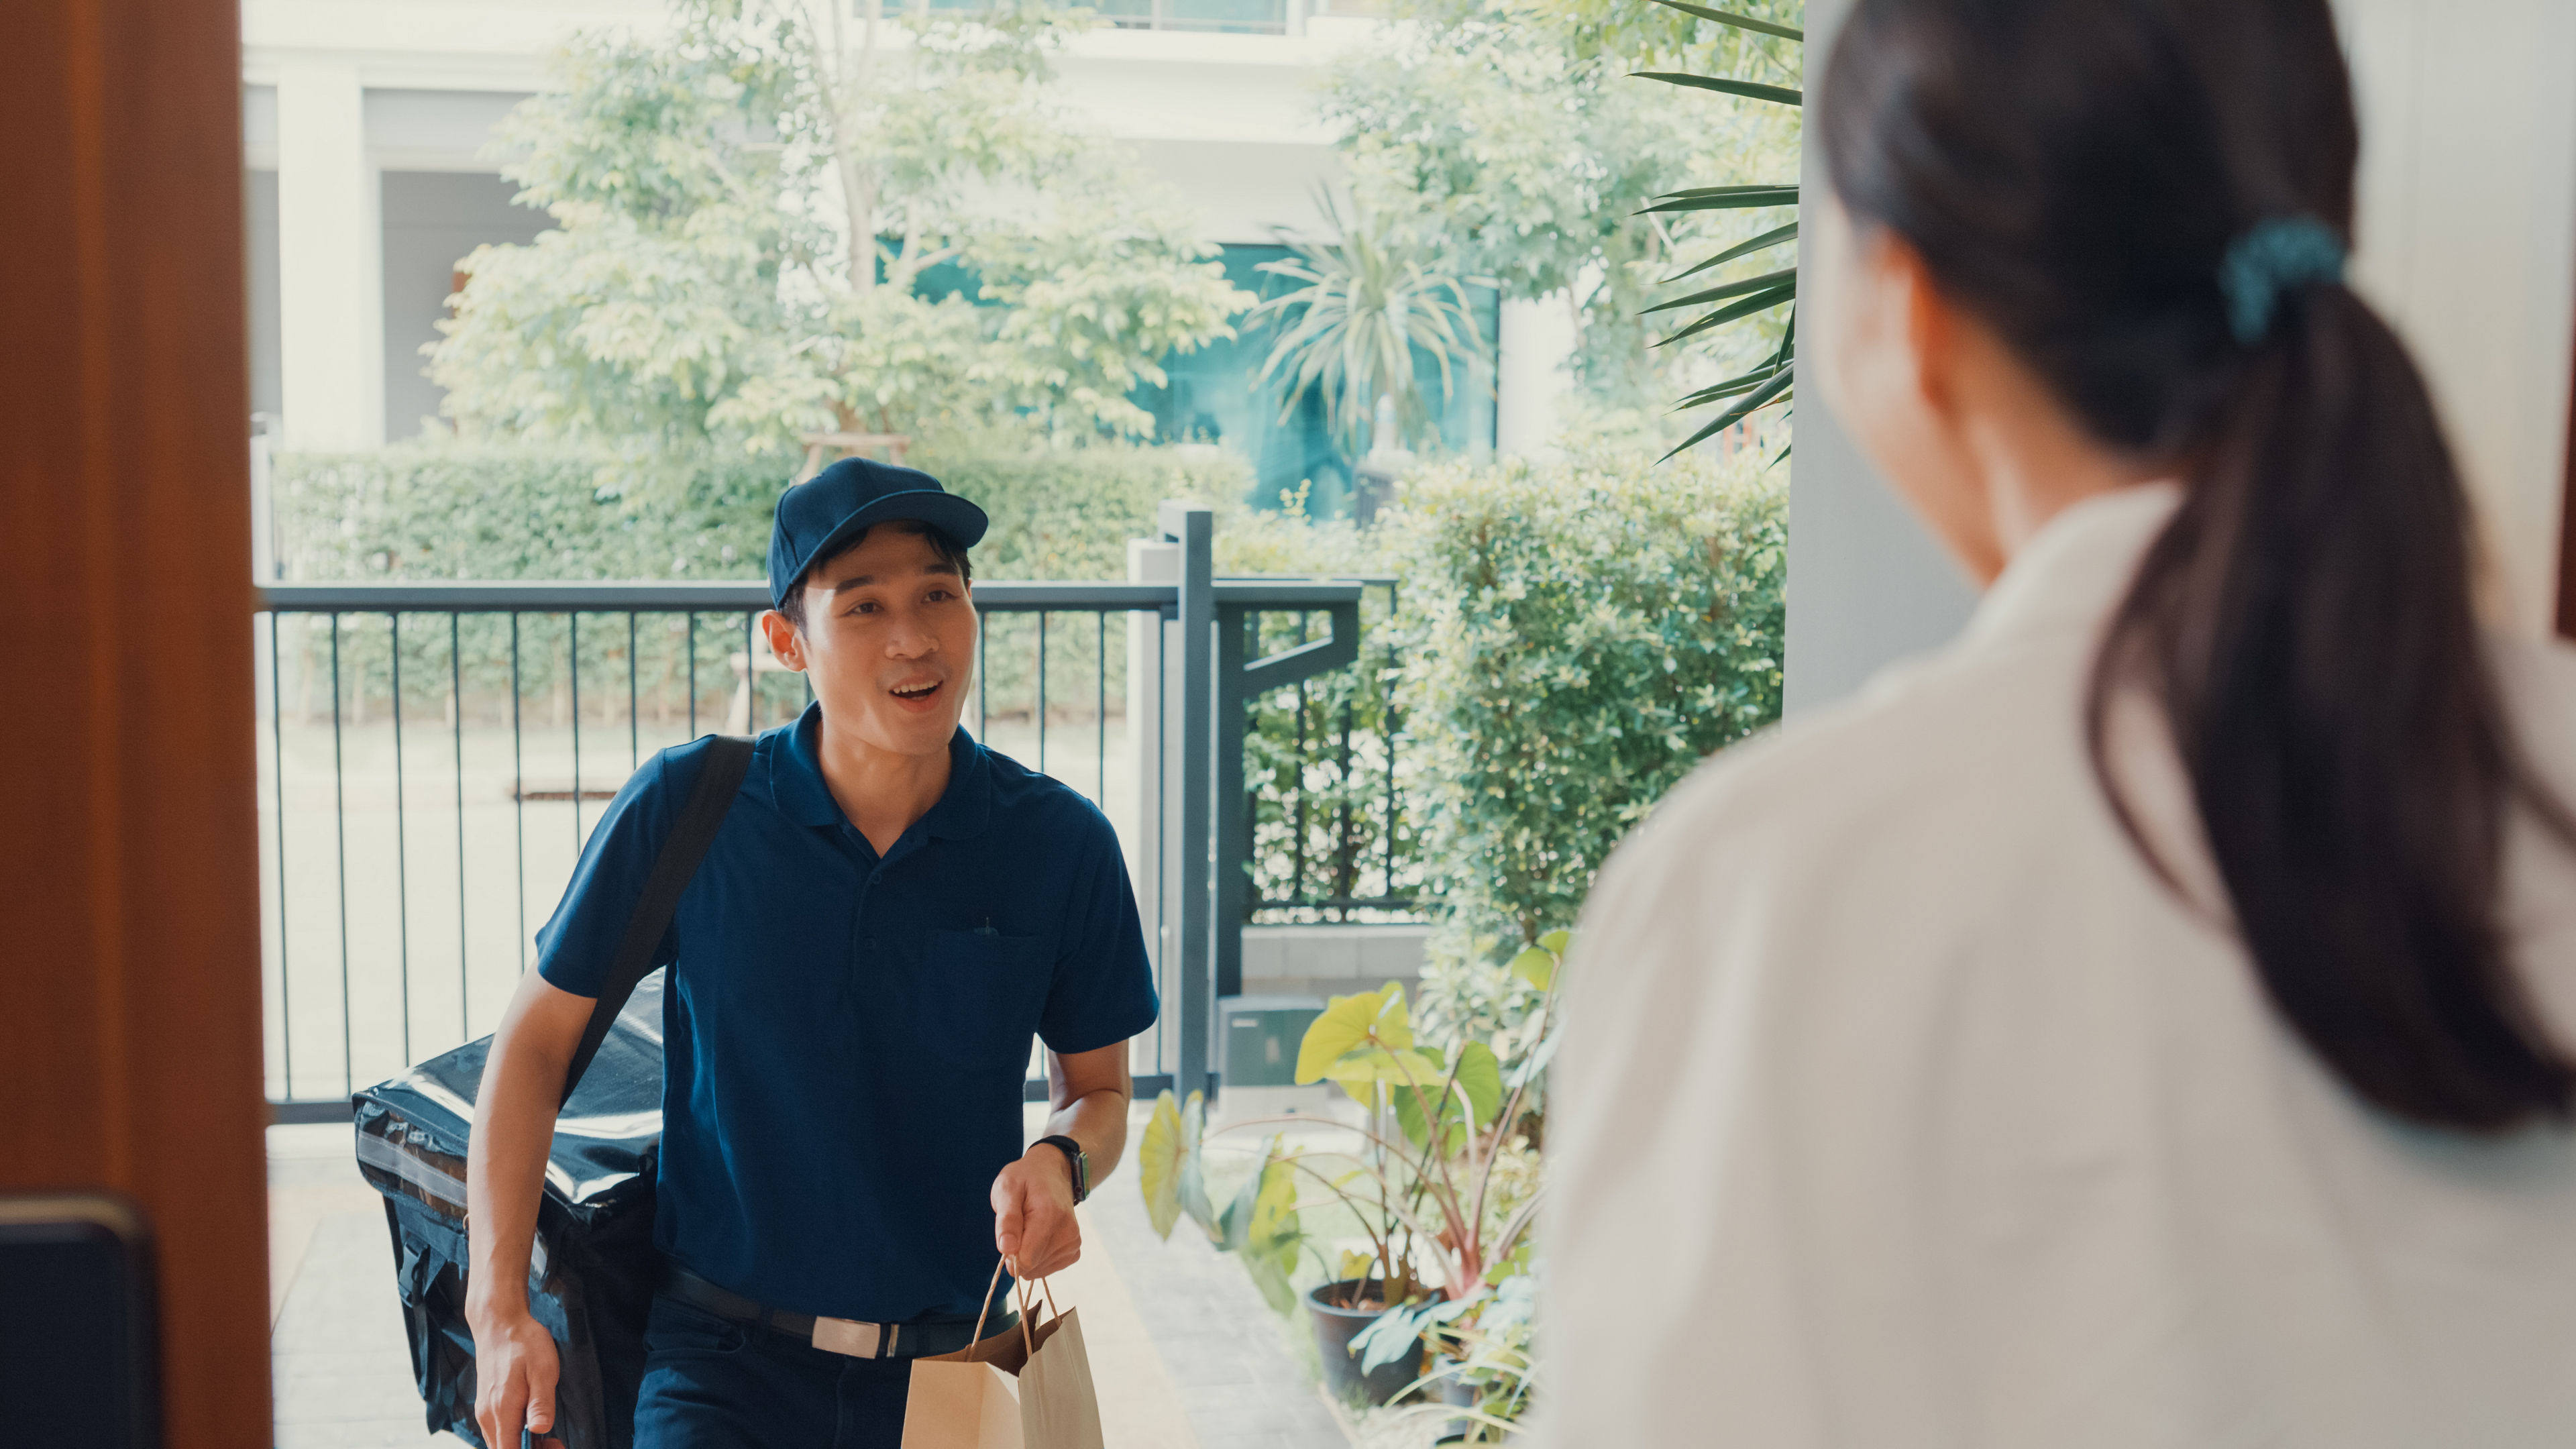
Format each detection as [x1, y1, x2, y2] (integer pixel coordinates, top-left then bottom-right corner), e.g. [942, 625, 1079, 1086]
[1538, 484, 2576, 1448]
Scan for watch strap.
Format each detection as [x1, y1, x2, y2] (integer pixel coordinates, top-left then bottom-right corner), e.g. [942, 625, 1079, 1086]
[1034, 1134, 1088, 1205]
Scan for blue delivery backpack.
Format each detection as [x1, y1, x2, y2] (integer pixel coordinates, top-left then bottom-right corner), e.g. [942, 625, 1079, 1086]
[352, 736, 753, 1449]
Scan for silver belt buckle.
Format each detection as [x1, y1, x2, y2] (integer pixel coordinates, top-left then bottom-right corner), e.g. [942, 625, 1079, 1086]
[811, 1317, 888, 1358]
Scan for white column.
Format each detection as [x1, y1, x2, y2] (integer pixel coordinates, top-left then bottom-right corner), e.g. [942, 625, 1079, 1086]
[2334, 0, 2576, 635]
[275, 64, 383, 451]
[1495, 292, 1578, 456]
[1780, 0, 1976, 714]
[1127, 536, 1179, 1079]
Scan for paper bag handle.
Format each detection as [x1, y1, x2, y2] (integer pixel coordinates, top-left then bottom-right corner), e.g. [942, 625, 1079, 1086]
[964, 1255, 1063, 1360]
[969, 1258, 1010, 1349]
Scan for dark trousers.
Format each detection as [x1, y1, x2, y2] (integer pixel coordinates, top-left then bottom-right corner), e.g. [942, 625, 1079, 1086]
[633, 1293, 912, 1449]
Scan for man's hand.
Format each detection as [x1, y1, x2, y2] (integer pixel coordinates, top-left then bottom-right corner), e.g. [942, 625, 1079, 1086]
[470, 1306, 563, 1449]
[994, 1042, 1131, 1283]
[466, 969, 588, 1449]
[991, 1146, 1081, 1279]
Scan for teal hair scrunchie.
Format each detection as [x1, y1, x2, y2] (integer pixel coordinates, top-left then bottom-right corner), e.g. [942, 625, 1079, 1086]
[2218, 215, 2348, 344]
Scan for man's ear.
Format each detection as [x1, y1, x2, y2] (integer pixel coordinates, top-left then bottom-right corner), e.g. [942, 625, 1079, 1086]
[759, 608, 806, 673]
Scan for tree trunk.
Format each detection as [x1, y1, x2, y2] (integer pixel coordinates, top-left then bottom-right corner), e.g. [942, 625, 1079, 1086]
[825, 0, 880, 295]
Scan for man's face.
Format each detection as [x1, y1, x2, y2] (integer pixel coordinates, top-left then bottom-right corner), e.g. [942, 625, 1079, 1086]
[764, 523, 976, 758]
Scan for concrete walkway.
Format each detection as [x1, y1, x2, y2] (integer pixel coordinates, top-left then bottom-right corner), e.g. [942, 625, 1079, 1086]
[267, 1112, 1352, 1448]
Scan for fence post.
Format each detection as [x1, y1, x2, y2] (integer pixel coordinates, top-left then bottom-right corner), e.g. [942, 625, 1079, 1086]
[1214, 604, 1248, 1004]
[1159, 502, 1216, 1103]
[1125, 535, 1176, 1087]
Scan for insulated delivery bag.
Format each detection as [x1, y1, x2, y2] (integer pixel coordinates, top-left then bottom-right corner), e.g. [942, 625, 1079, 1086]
[352, 736, 753, 1449]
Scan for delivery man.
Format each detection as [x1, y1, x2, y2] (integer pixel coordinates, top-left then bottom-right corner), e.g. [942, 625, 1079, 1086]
[462, 458, 1157, 1448]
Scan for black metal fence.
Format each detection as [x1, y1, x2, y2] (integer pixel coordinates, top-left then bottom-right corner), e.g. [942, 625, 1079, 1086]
[254, 504, 1416, 1120]
[1242, 580, 1415, 920]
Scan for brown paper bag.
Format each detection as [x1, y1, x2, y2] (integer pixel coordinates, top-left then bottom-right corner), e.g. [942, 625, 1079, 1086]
[902, 1273, 1104, 1449]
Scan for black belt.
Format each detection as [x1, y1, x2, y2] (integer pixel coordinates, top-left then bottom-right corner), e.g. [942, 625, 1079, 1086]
[663, 1266, 1014, 1360]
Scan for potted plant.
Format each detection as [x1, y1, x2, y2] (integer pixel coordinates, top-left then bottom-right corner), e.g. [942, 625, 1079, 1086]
[1136, 930, 1565, 1410]
[1181, 931, 1568, 1409]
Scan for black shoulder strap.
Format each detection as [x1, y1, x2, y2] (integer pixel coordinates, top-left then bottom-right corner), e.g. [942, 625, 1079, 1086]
[559, 735, 756, 1106]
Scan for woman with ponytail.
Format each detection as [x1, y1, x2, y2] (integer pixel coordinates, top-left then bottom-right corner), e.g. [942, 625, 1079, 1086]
[1540, 1, 2576, 1443]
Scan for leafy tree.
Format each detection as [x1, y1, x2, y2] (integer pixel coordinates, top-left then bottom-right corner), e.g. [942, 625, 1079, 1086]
[430, 0, 1255, 492]
[1316, 0, 1801, 415]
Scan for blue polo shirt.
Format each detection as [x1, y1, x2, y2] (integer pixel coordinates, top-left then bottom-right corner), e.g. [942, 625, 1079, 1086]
[533, 704, 1158, 1322]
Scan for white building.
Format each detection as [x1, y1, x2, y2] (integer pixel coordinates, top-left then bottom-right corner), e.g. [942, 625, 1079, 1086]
[240, 0, 1574, 488]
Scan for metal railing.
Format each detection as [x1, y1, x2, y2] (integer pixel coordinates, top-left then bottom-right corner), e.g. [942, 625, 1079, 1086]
[254, 503, 1401, 1121]
[1241, 578, 1415, 922]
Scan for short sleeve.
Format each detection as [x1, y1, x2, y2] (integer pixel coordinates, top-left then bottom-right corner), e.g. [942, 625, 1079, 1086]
[533, 743, 711, 998]
[1036, 808, 1160, 1055]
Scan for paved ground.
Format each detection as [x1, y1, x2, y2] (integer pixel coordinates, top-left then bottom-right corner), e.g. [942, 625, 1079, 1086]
[267, 1110, 1353, 1449]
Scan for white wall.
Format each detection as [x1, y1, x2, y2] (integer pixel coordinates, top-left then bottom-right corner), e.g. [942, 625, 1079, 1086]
[1783, 0, 2576, 712]
[2335, 0, 2576, 636]
[1780, 0, 1976, 714]
[1496, 294, 1579, 457]
[380, 171, 550, 438]
[274, 63, 383, 450]
[1120, 138, 1339, 243]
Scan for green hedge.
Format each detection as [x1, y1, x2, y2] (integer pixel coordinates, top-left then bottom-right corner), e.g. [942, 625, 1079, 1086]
[1383, 439, 1787, 949]
[274, 435, 1252, 584]
[270, 436, 1254, 729]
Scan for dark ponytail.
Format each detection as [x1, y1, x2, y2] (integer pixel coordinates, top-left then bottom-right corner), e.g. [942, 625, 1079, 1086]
[1821, 0, 2576, 1130]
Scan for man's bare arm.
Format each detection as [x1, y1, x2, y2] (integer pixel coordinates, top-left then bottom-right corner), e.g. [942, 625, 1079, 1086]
[991, 1042, 1130, 1279]
[465, 968, 593, 1448]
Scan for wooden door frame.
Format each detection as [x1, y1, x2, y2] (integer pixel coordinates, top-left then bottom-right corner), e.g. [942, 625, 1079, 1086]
[0, 1, 274, 1445]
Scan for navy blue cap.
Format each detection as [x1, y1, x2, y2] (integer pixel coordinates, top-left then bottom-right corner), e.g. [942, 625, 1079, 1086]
[766, 457, 989, 610]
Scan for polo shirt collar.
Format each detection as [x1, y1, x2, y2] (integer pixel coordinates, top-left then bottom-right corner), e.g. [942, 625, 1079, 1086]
[771, 702, 994, 841]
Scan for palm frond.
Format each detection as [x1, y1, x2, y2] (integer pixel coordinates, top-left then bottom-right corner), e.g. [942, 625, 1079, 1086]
[1647, 0, 1803, 42]
[1639, 1, 1803, 456]
[1248, 192, 1489, 459]
[1664, 221, 1799, 282]
[1631, 72, 1803, 107]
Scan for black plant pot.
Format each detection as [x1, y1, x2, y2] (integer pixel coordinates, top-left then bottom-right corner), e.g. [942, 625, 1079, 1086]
[1304, 1279, 1426, 1407]
[1434, 1372, 1481, 1444]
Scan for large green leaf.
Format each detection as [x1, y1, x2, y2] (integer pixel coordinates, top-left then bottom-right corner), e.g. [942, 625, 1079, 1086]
[1179, 1091, 1218, 1240]
[1648, 0, 1803, 42]
[1507, 947, 1557, 993]
[1218, 1143, 1305, 1317]
[1452, 1039, 1505, 1125]
[1137, 1090, 1187, 1240]
[1632, 71, 1803, 107]
[1391, 1039, 1505, 1153]
[1295, 983, 1413, 1084]
[1328, 1044, 1450, 1094]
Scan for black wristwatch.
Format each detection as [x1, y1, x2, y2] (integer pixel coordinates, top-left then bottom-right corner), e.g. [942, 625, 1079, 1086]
[1034, 1134, 1089, 1205]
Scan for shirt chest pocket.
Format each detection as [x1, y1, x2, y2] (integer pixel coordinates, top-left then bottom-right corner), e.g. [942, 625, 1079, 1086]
[918, 928, 1052, 1076]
